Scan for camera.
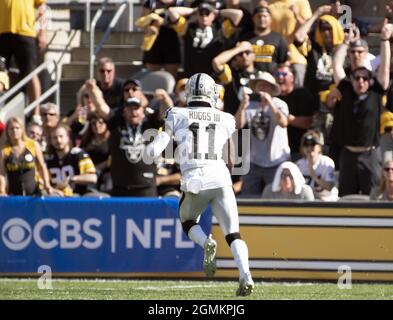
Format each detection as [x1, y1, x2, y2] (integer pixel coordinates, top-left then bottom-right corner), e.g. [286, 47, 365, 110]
[0, 56, 6, 72]
[248, 93, 260, 102]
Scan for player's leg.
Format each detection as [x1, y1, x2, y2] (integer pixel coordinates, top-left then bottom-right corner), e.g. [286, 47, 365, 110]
[211, 186, 254, 296]
[179, 190, 217, 277]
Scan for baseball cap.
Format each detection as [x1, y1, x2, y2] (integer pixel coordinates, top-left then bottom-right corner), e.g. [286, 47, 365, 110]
[198, 2, 215, 12]
[123, 78, 142, 90]
[350, 39, 369, 51]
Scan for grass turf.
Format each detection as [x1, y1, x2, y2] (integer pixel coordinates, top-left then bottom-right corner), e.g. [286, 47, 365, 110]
[1, 279, 393, 300]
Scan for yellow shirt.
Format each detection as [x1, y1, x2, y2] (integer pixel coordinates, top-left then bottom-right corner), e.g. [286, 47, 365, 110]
[0, 0, 45, 37]
[269, 0, 312, 65]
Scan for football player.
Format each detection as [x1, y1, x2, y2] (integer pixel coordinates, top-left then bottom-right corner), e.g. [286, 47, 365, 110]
[146, 73, 254, 296]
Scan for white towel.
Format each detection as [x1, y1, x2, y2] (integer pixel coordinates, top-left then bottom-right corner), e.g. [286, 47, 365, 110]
[271, 161, 306, 195]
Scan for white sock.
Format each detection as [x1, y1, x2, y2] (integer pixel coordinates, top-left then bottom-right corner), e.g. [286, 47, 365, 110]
[188, 225, 208, 248]
[230, 239, 250, 279]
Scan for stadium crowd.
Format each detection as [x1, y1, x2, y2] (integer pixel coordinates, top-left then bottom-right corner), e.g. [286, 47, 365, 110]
[1, 0, 393, 201]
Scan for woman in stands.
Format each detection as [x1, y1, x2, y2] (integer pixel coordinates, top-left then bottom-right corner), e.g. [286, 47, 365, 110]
[0, 117, 52, 196]
[80, 113, 111, 192]
[262, 161, 314, 200]
[370, 159, 393, 201]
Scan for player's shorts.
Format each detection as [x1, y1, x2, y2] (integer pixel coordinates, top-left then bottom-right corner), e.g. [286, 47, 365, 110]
[0, 33, 38, 77]
[142, 26, 181, 65]
[179, 186, 239, 236]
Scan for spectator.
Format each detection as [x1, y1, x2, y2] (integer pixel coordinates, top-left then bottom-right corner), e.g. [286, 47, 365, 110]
[26, 121, 45, 151]
[167, 2, 243, 77]
[223, 0, 254, 39]
[345, 38, 374, 76]
[296, 130, 338, 201]
[121, 78, 149, 109]
[0, 117, 52, 196]
[86, 79, 162, 197]
[0, 120, 5, 136]
[262, 161, 314, 200]
[294, 5, 344, 142]
[39, 102, 61, 152]
[268, 0, 313, 87]
[0, 0, 46, 112]
[80, 113, 111, 193]
[332, 22, 392, 196]
[96, 57, 124, 109]
[63, 85, 97, 145]
[0, 56, 9, 96]
[239, 6, 289, 75]
[380, 111, 393, 160]
[156, 157, 181, 197]
[370, 159, 393, 201]
[235, 70, 290, 197]
[45, 124, 97, 196]
[135, 0, 182, 78]
[212, 41, 256, 115]
[275, 63, 316, 161]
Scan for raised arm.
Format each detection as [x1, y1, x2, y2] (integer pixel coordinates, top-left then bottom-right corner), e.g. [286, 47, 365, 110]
[84, 79, 111, 120]
[219, 8, 243, 26]
[377, 20, 392, 90]
[167, 6, 195, 23]
[235, 92, 249, 129]
[212, 41, 253, 74]
[294, 5, 332, 44]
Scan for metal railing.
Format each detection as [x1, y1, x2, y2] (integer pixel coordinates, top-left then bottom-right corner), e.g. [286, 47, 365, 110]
[89, 0, 129, 78]
[0, 60, 60, 116]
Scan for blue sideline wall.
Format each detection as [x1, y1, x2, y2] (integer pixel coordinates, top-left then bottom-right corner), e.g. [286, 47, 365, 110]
[1, 197, 393, 281]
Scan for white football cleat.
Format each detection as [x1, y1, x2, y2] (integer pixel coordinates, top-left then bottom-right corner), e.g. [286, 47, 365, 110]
[203, 234, 217, 278]
[236, 273, 254, 296]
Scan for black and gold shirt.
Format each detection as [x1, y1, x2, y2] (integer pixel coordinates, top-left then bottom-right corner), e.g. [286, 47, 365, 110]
[2, 138, 40, 195]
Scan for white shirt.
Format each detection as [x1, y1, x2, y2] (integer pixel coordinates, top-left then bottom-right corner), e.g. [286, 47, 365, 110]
[297, 155, 338, 201]
[166, 106, 236, 192]
[245, 98, 290, 167]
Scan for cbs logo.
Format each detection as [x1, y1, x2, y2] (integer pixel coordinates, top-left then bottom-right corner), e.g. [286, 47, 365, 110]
[1, 218, 32, 250]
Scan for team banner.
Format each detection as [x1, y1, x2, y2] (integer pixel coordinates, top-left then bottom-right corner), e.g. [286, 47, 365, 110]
[0, 197, 212, 273]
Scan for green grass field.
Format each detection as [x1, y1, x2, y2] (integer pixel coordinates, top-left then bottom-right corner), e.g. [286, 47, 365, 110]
[1, 279, 393, 300]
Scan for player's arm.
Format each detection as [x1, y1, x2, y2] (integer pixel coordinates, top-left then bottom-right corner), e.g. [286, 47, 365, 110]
[223, 137, 235, 172]
[145, 128, 172, 159]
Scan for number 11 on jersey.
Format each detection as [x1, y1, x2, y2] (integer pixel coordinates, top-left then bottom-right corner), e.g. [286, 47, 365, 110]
[188, 122, 218, 160]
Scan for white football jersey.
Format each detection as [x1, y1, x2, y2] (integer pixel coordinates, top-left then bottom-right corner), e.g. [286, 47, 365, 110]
[297, 155, 338, 201]
[165, 106, 236, 192]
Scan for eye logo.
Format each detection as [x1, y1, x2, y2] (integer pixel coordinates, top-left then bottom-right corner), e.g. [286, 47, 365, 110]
[1, 218, 32, 250]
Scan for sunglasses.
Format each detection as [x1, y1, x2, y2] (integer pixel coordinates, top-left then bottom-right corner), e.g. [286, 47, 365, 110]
[384, 167, 393, 172]
[274, 71, 289, 78]
[353, 75, 370, 82]
[99, 69, 112, 74]
[350, 50, 365, 55]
